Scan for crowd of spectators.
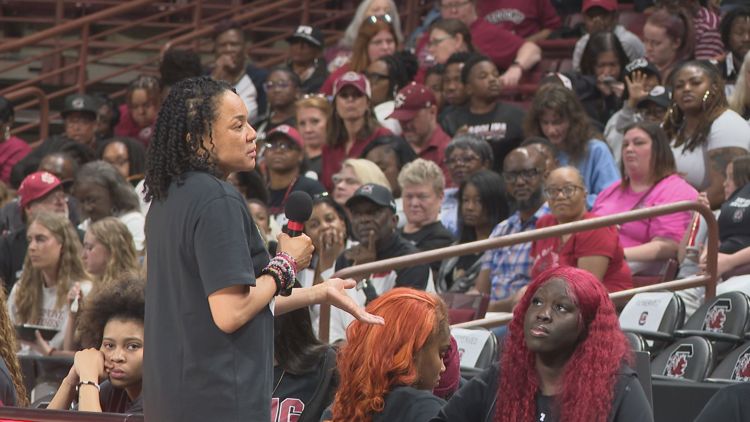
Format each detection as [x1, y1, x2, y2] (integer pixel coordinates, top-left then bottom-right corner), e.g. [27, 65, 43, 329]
[1, 0, 750, 420]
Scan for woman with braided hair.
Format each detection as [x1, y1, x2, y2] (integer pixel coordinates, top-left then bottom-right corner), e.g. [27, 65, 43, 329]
[664, 60, 750, 209]
[0, 285, 28, 406]
[433, 266, 652, 422]
[142, 76, 382, 422]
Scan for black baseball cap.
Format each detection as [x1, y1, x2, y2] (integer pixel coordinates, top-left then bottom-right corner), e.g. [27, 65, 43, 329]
[287, 25, 324, 49]
[637, 85, 671, 109]
[624, 58, 661, 81]
[61, 94, 100, 119]
[345, 183, 396, 213]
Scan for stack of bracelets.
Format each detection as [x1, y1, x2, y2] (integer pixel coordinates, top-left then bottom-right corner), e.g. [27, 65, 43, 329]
[262, 251, 298, 296]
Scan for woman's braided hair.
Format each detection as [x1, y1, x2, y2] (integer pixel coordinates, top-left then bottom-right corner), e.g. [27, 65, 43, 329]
[144, 76, 234, 202]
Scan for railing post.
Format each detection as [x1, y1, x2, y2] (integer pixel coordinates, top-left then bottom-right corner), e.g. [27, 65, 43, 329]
[302, 0, 310, 25]
[78, 22, 90, 94]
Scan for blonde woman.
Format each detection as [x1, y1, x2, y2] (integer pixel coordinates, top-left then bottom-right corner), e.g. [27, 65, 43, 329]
[295, 95, 332, 179]
[332, 158, 391, 206]
[7, 212, 91, 354]
[82, 217, 139, 285]
[728, 51, 750, 121]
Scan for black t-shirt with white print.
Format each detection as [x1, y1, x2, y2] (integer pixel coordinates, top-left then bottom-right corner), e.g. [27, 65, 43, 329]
[439, 102, 525, 172]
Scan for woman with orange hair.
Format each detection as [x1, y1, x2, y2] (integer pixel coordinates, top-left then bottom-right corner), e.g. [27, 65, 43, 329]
[324, 287, 451, 422]
[433, 266, 652, 422]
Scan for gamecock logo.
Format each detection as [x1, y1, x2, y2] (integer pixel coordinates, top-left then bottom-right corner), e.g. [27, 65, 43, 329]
[702, 298, 732, 333]
[731, 347, 750, 381]
[664, 344, 694, 378]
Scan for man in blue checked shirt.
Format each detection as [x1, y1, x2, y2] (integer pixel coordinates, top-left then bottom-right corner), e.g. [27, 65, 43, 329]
[472, 146, 550, 311]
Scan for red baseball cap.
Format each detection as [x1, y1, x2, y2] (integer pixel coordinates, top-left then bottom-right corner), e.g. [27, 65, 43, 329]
[388, 82, 437, 121]
[266, 124, 304, 149]
[18, 171, 62, 209]
[582, 0, 617, 12]
[333, 71, 372, 99]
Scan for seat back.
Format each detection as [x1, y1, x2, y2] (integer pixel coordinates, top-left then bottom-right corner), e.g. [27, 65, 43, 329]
[624, 331, 647, 352]
[440, 292, 489, 325]
[651, 336, 714, 381]
[679, 292, 750, 355]
[451, 327, 497, 379]
[620, 292, 684, 352]
[707, 340, 750, 382]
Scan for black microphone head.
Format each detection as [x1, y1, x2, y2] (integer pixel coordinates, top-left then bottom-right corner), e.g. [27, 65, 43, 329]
[285, 191, 313, 222]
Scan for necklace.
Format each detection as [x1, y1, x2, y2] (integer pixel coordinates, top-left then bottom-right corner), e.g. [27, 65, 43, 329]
[272, 369, 286, 396]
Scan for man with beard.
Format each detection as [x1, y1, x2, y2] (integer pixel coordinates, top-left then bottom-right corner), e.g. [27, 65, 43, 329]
[329, 183, 431, 342]
[471, 146, 550, 311]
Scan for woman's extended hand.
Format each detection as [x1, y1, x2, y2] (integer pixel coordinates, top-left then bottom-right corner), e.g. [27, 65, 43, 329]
[322, 278, 385, 326]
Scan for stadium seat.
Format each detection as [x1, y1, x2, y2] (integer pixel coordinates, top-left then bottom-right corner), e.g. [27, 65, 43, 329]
[624, 331, 648, 352]
[674, 291, 750, 357]
[440, 292, 489, 325]
[705, 340, 750, 383]
[620, 292, 685, 354]
[632, 258, 680, 288]
[451, 327, 498, 380]
[651, 336, 714, 382]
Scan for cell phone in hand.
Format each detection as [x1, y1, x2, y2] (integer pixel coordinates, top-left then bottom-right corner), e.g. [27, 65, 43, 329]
[15, 324, 59, 342]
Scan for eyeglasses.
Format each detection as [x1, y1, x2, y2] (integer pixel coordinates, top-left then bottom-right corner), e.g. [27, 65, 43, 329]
[503, 168, 543, 182]
[364, 71, 389, 83]
[263, 81, 292, 91]
[332, 174, 361, 185]
[444, 155, 480, 167]
[427, 36, 450, 48]
[543, 185, 585, 199]
[439, 0, 472, 11]
[301, 93, 327, 100]
[364, 14, 393, 25]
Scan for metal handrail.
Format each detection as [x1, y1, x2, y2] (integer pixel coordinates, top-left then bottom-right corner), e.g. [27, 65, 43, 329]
[5, 87, 50, 141]
[330, 201, 718, 331]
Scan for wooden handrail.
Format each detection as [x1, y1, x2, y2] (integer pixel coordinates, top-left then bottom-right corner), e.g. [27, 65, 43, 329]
[329, 201, 719, 331]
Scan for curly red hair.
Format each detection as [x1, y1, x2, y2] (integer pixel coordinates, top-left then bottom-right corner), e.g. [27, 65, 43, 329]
[329, 287, 448, 422]
[495, 266, 630, 422]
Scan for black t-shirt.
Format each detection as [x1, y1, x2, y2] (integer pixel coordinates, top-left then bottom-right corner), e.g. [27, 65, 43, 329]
[287, 59, 329, 94]
[0, 359, 17, 406]
[268, 176, 326, 216]
[322, 386, 445, 422]
[144, 171, 272, 422]
[694, 382, 750, 422]
[432, 364, 653, 422]
[272, 347, 337, 422]
[439, 102, 524, 172]
[335, 232, 431, 291]
[99, 380, 142, 414]
[400, 222, 455, 274]
[719, 183, 750, 254]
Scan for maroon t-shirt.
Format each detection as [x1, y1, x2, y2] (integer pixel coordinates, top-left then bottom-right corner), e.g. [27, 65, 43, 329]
[320, 126, 392, 191]
[531, 212, 632, 292]
[476, 0, 562, 38]
[416, 125, 453, 187]
[470, 18, 526, 71]
[0, 136, 30, 184]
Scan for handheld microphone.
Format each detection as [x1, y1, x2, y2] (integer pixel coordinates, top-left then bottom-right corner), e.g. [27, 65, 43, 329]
[284, 191, 313, 237]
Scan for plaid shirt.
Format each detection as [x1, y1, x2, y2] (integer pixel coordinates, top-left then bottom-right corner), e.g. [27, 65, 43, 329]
[481, 203, 550, 301]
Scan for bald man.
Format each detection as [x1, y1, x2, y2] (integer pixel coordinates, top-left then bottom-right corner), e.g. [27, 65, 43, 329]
[472, 147, 550, 311]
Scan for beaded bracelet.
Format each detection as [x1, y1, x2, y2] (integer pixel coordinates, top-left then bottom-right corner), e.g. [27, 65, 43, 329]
[262, 254, 297, 296]
[276, 252, 298, 273]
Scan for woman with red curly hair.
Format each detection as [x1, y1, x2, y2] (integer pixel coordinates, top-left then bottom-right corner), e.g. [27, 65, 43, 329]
[433, 266, 652, 422]
[324, 287, 452, 422]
